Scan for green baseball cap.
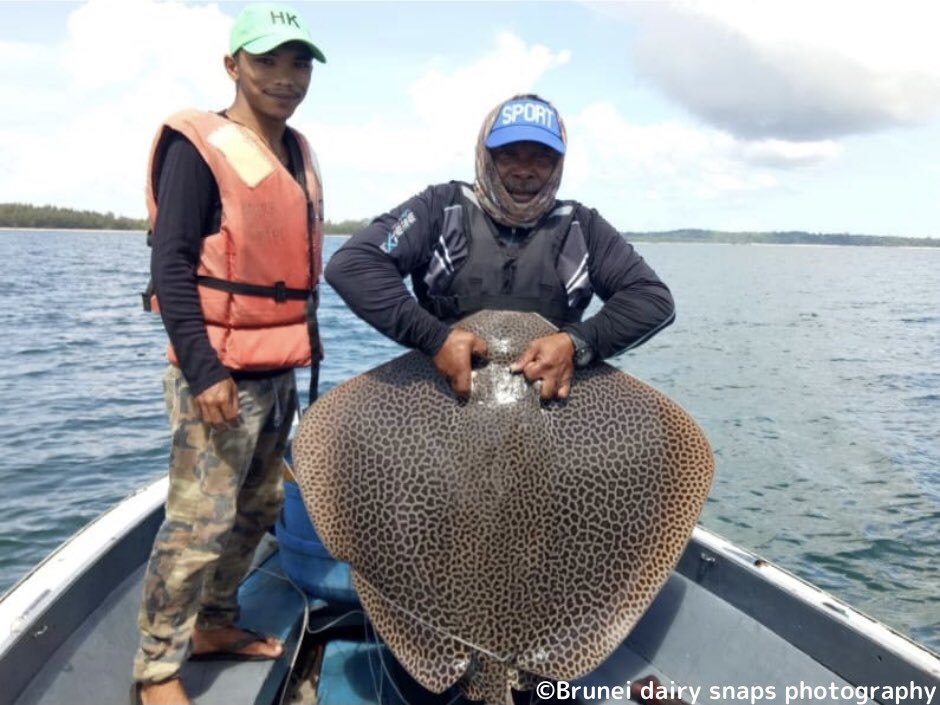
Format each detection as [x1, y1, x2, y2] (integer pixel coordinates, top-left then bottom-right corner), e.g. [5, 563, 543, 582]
[230, 3, 326, 62]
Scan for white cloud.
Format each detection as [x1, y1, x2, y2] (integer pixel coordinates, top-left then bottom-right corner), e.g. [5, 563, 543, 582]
[554, 99, 853, 233]
[0, 7, 573, 221]
[602, 0, 940, 139]
[736, 139, 842, 168]
[567, 101, 834, 193]
[63, 0, 230, 97]
[0, 0, 232, 215]
[304, 32, 570, 174]
[299, 31, 571, 219]
[408, 32, 571, 135]
[3, 0, 931, 236]
[0, 42, 66, 131]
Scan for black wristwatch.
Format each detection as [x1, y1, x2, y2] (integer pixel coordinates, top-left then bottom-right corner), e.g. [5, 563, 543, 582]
[566, 331, 595, 368]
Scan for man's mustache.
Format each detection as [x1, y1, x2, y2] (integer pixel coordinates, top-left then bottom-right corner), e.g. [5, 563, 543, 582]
[502, 178, 541, 194]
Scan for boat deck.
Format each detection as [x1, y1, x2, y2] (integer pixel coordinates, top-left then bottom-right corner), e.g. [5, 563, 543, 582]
[10, 537, 305, 705]
[1, 480, 936, 705]
[7, 540, 860, 705]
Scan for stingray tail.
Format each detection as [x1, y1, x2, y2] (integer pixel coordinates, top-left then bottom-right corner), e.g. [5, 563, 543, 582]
[459, 652, 512, 705]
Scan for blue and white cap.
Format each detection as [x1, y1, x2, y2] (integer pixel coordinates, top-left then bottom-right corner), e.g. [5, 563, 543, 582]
[485, 97, 566, 155]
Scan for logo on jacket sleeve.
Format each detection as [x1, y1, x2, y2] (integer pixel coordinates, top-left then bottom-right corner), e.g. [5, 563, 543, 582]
[381, 209, 417, 253]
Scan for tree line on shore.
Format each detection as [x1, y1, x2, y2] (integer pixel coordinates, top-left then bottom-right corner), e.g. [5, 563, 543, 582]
[0, 202, 149, 230]
[0, 203, 370, 235]
[625, 228, 938, 248]
[2, 203, 936, 246]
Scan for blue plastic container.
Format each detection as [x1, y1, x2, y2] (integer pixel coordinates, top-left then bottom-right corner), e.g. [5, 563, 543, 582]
[276, 481, 359, 605]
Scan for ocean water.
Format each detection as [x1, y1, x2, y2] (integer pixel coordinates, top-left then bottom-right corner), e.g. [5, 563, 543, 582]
[0, 231, 936, 652]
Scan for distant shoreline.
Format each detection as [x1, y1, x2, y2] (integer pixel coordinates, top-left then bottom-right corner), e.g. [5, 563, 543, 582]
[3, 227, 939, 248]
[625, 229, 939, 248]
[3, 203, 937, 245]
[0, 227, 358, 236]
[0, 226, 144, 234]
[631, 239, 940, 250]
[0, 203, 373, 236]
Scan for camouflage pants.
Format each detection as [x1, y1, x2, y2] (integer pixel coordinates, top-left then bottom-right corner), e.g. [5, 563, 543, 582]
[133, 365, 297, 684]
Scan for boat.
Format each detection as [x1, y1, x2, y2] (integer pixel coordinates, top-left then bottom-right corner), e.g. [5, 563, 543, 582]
[1, 474, 937, 705]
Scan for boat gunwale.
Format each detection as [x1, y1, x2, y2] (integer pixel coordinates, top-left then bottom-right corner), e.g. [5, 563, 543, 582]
[0, 475, 168, 657]
[686, 525, 939, 675]
[0, 476, 936, 697]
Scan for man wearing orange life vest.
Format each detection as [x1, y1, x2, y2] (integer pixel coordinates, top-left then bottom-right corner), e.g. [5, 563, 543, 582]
[132, 5, 325, 704]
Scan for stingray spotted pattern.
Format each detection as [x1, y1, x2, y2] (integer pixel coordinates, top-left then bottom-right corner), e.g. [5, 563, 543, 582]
[292, 310, 714, 704]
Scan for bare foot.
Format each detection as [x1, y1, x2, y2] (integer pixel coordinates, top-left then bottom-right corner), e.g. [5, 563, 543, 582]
[191, 626, 283, 659]
[138, 678, 190, 705]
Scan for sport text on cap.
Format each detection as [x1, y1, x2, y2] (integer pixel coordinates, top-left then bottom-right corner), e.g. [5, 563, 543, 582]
[485, 98, 565, 155]
[230, 3, 326, 63]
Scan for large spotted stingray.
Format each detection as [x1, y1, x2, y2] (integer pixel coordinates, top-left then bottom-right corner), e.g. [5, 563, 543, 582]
[292, 310, 714, 704]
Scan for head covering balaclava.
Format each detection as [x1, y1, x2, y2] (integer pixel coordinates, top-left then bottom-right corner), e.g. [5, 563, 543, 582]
[473, 94, 566, 228]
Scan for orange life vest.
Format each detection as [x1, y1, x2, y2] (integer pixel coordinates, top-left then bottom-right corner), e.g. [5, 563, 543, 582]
[146, 109, 324, 371]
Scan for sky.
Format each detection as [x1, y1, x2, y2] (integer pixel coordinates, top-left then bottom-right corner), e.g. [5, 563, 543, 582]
[1, 0, 939, 238]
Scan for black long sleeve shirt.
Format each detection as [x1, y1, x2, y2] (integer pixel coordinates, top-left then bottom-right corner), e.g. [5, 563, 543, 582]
[325, 182, 675, 360]
[150, 132, 227, 396]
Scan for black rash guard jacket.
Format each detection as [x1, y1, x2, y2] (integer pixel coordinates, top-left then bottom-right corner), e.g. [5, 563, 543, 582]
[324, 182, 676, 361]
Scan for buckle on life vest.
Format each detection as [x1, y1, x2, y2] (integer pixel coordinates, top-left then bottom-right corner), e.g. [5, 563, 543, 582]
[274, 281, 287, 303]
